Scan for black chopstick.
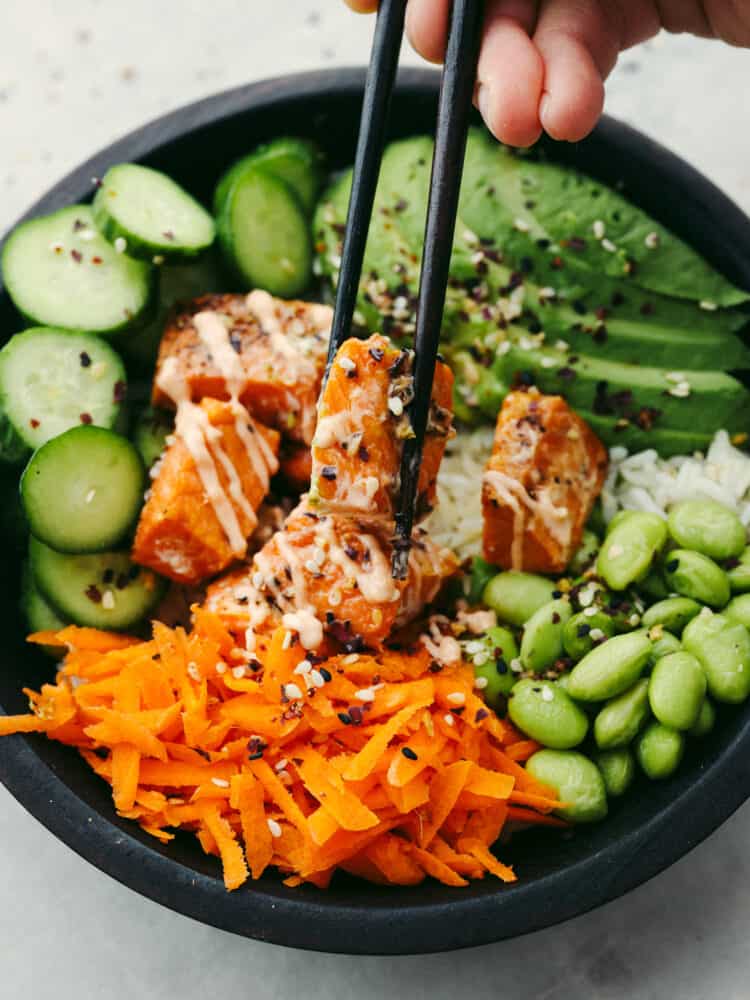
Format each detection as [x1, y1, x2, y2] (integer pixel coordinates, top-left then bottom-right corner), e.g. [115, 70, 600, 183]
[392, 0, 484, 579]
[324, 0, 407, 376]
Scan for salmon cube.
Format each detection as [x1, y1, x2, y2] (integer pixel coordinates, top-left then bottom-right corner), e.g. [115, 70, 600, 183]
[133, 398, 280, 584]
[310, 334, 454, 519]
[482, 389, 608, 574]
[204, 503, 459, 648]
[278, 443, 312, 493]
[152, 291, 331, 444]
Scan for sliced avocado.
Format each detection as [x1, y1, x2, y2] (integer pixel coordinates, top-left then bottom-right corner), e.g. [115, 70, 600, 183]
[578, 410, 715, 456]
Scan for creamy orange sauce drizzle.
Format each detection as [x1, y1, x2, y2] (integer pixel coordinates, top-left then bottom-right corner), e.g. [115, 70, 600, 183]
[483, 469, 570, 570]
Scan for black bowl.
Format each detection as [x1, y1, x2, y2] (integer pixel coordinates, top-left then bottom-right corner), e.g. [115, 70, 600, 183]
[1, 68, 750, 956]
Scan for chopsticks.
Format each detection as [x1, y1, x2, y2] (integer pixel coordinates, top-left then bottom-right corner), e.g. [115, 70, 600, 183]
[325, 0, 484, 578]
[392, 0, 484, 577]
[325, 0, 408, 371]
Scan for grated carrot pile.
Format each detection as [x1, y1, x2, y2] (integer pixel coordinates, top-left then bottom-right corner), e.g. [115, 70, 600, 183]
[0, 613, 563, 891]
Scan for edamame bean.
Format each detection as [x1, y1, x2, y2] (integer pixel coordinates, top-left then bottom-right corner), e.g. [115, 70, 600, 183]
[648, 630, 682, 665]
[593, 678, 650, 749]
[728, 547, 750, 594]
[563, 610, 614, 660]
[690, 698, 716, 738]
[508, 679, 589, 749]
[520, 599, 572, 672]
[648, 651, 706, 730]
[635, 721, 685, 779]
[473, 626, 518, 705]
[682, 610, 750, 704]
[641, 597, 701, 635]
[594, 748, 635, 797]
[569, 530, 600, 576]
[483, 571, 556, 627]
[724, 594, 750, 629]
[597, 512, 667, 591]
[526, 750, 608, 823]
[663, 550, 730, 609]
[567, 631, 652, 702]
[667, 499, 746, 560]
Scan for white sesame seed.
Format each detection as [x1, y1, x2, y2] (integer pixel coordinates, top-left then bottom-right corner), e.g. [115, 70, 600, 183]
[274, 758, 289, 772]
[578, 587, 596, 607]
[114, 237, 127, 254]
[538, 286, 557, 301]
[554, 339, 569, 352]
[497, 340, 512, 356]
[628, 613, 641, 627]
[339, 356, 356, 372]
[665, 371, 686, 383]
[589, 628, 606, 642]
[474, 676, 489, 690]
[187, 661, 201, 682]
[267, 818, 282, 838]
[592, 220, 606, 240]
[608, 544, 624, 559]
[699, 300, 718, 311]
[211, 777, 230, 788]
[355, 688, 376, 703]
[101, 590, 115, 610]
[465, 640, 484, 656]
[283, 683, 303, 700]
[343, 653, 360, 664]
[513, 217, 530, 233]
[447, 692, 465, 706]
[541, 686, 554, 703]
[328, 589, 342, 607]
[304, 559, 320, 573]
[293, 660, 312, 676]
[232, 665, 247, 679]
[85, 488, 96, 504]
[312, 546, 327, 567]
[583, 606, 598, 618]
[473, 652, 490, 667]
[215, 662, 227, 675]
[310, 670, 325, 689]
[668, 381, 691, 398]
[282, 630, 293, 650]
[601, 238, 617, 253]
[541, 356, 557, 369]
[152, 254, 165, 265]
[510, 658, 523, 673]
[252, 571, 264, 589]
[388, 396, 404, 416]
[443, 713, 455, 727]
[644, 231, 660, 249]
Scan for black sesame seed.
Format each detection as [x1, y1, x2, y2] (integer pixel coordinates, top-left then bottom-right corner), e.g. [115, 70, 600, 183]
[577, 624, 591, 637]
[80, 351, 92, 367]
[551, 590, 562, 599]
[321, 466, 337, 480]
[401, 746, 418, 761]
[667, 559, 679, 573]
[337, 712, 352, 726]
[319, 667, 332, 683]
[86, 585, 102, 603]
[475, 708, 489, 723]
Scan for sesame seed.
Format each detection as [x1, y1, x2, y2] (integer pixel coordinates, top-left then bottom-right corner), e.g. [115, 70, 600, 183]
[101, 590, 115, 610]
[293, 660, 312, 676]
[310, 670, 325, 688]
[443, 713, 455, 727]
[589, 628, 605, 641]
[644, 231, 660, 249]
[187, 661, 201, 682]
[401, 746, 418, 761]
[355, 688, 376, 703]
[85, 488, 96, 504]
[699, 300, 718, 311]
[665, 371, 686, 383]
[304, 559, 320, 573]
[541, 686, 554, 703]
[554, 339, 569, 351]
[608, 544, 624, 559]
[232, 666, 247, 679]
[583, 605, 598, 617]
[339, 356, 356, 372]
[211, 777, 229, 788]
[283, 683, 303, 700]
[252, 571, 264, 589]
[628, 613, 641, 627]
[510, 658, 523, 673]
[114, 237, 127, 254]
[473, 652, 490, 667]
[497, 341, 512, 356]
[274, 758, 289, 772]
[541, 357, 557, 369]
[592, 220, 606, 239]
[668, 381, 691, 398]
[601, 238, 617, 253]
[447, 692, 465, 706]
[215, 662, 227, 675]
[267, 818, 282, 838]
[513, 218, 530, 233]
[343, 653, 360, 665]
[388, 396, 404, 416]
[282, 630, 293, 650]
[474, 676, 489, 690]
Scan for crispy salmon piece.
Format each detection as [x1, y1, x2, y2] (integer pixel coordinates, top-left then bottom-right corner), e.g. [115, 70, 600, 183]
[152, 290, 331, 444]
[133, 398, 280, 584]
[278, 443, 312, 493]
[482, 389, 608, 574]
[310, 334, 454, 519]
[204, 503, 459, 647]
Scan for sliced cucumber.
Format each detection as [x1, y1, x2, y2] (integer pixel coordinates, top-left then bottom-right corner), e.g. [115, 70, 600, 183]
[133, 406, 173, 469]
[21, 564, 67, 657]
[1, 205, 155, 334]
[21, 426, 144, 553]
[215, 167, 312, 296]
[215, 138, 324, 217]
[0, 327, 127, 462]
[30, 537, 165, 630]
[93, 164, 215, 260]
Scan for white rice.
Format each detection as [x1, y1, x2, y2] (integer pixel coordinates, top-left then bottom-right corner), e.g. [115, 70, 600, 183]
[427, 426, 750, 560]
[601, 430, 750, 531]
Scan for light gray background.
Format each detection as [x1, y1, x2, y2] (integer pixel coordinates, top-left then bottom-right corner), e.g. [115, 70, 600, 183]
[1, 3, 749, 997]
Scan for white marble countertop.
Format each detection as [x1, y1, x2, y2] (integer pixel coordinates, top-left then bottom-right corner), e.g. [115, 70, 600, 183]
[1, 3, 749, 996]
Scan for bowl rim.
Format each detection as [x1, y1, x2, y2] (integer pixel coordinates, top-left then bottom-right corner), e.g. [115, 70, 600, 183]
[2, 66, 750, 955]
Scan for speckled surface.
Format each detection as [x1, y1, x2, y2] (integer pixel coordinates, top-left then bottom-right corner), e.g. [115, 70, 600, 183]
[2, 3, 750, 996]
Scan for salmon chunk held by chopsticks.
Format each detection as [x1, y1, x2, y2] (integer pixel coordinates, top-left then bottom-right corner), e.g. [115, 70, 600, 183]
[133, 398, 279, 584]
[310, 334, 454, 520]
[204, 502, 459, 650]
[152, 291, 331, 444]
[482, 388, 608, 574]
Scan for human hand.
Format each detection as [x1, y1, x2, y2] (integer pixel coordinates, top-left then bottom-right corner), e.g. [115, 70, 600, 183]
[344, 1, 750, 146]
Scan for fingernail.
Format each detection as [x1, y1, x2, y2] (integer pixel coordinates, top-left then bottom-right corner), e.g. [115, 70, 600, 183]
[539, 93, 551, 133]
[476, 83, 492, 126]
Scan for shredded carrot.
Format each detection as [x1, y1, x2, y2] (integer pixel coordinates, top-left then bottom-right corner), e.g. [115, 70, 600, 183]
[1, 619, 562, 891]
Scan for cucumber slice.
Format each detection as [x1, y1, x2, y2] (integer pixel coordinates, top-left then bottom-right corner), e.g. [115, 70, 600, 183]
[30, 537, 165, 630]
[93, 164, 215, 260]
[21, 563, 67, 657]
[0, 327, 127, 461]
[215, 167, 312, 296]
[1, 205, 155, 334]
[21, 426, 145, 553]
[215, 138, 324, 217]
[133, 406, 173, 469]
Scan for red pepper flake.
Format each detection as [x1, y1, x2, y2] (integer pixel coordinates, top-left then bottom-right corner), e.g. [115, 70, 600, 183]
[80, 412, 93, 424]
[91, 256, 103, 265]
[70, 249, 83, 263]
[73, 219, 87, 232]
[85, 585, 102, 603]
[113, 380, 127, 403]
[29, 418, 40, 429]
[550, 256, 565, 269]
[162, 230, 175, 241]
